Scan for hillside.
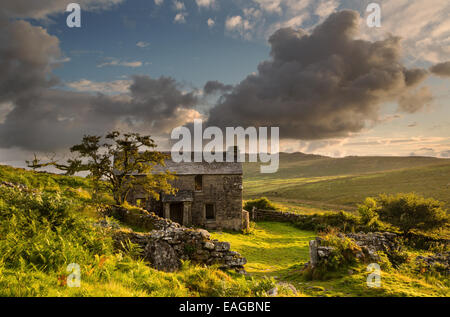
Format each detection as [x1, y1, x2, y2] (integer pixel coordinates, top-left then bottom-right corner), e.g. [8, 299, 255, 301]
[0, 164, 278, 297]
[244, 154, 450, 211]
[0, 163, 448, 297]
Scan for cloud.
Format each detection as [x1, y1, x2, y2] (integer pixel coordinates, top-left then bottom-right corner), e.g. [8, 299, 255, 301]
[66, 79, 132, 94]
[225, 15, 253, 39]
[361, 0, 450, 63]
[222, 1, 449, 65]
[174, 12, 187, 23]
[155, 0, 164, 5]
[97, 58, 143, 68]
[226, 16, 244, 30]
[0, 102, 14, 124]
[173, 1, 185, 11]
[253, 0, 283, 14]
[398, 87, 433, 114]
[0, 15, 200, 152]
[203, 81, 233, 95]
[0, 75, 200, 151]
[206, 10, 432, 140]
[297, 136, 450, 158]
[0, 17, 61, 104]
[207, 18, 215, 28]
[1, 0, 124, 20]
[430, 61, 450, 77]
[136, 41, 150, 48]
[196, 0, 216, 8]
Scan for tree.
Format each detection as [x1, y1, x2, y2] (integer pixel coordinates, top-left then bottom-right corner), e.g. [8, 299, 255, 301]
[357, 197, 382, 231]
[376, 193, 448, 234]
[27, 131, 176, 205]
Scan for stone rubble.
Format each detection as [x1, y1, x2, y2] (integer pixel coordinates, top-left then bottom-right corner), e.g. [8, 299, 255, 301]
[308, 232, 401, 268]
[415, 251, 450, 275]
[107, 206, 247, 273]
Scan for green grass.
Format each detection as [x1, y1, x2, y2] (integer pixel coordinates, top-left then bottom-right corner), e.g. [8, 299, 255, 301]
[244, 155, 450, 211]
[0, 165, 277, 297]
[211, 222, 315, 274]
[212, 222, 449, 297]
[244, 153, 449, 180]
[2, 157, 449, 297]
[0, 164, 93, 194]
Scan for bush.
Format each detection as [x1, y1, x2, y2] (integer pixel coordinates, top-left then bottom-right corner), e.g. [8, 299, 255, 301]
[303, 230, 363, 280]
[376, 193, 448, 234]
[0, 181, 278, 297]
[358, 197, 383, 231]
[293, 211, 361, 232]
[0, 186, 112, 272]
[244, 197, 277, 212]
[318, 230, 362, 270]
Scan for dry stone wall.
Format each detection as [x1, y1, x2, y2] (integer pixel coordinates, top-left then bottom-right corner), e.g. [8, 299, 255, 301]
[250, 208, 309, 222]
[308, 232, 400, 268]
[105, 206, 247, 272]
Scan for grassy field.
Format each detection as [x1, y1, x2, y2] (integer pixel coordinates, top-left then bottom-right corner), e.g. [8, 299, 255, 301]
[1, 157, 449, 297]
[0, 164, 277, 297]
[212, 222, 449, 297]
[211, 222, 314, 274]
[244, 153, 450, 211]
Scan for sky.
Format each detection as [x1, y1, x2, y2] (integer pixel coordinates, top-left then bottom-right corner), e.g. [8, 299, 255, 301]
[0, 0, 449, 167]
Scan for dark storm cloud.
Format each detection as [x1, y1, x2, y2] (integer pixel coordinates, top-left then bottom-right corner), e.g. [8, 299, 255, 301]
[430, 61, 450, 77]
[0, 14, 198, 151]
[0, 75, 198, 151]
[203, 81, 234, 95]
[206, 10, 432, 140]
[1, 0, 124, 20]
[0, 16, 61, 103]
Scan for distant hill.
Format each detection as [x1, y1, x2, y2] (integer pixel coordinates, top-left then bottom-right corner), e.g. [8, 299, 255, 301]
[243, 153, 450, 211]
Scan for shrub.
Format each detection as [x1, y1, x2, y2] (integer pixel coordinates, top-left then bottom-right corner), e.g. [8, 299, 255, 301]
[303, 230, 363, 280]
[0, 186, 112, 272]
[318, 230, 362, 270]
[376, 193, 448, 234]
[358, 197, 383, 231]
[244, 197, 277, 212]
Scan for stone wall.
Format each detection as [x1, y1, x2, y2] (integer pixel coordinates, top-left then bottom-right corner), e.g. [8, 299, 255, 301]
[416, 252, 450, 275]
[308, 232, 400, 268]
[129, 174, 244, 231]
[250, 208, 309, 223]
[189, 174, 243, 231]
[105, 206, 247, 272]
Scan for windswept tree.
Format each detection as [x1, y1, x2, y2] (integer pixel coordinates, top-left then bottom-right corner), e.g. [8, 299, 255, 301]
[27, 132, 176, 205]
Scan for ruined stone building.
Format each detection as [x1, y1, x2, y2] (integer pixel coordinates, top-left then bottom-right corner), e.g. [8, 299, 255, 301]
[127, 149, 246, 231]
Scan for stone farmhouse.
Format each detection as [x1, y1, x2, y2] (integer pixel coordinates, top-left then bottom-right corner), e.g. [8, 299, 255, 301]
[126, 148, 247, 231]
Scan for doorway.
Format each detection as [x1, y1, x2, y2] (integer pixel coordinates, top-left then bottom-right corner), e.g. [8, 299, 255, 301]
[170, 203, 183, 224]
